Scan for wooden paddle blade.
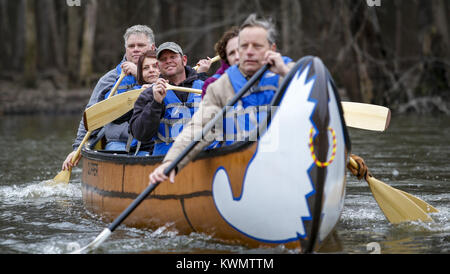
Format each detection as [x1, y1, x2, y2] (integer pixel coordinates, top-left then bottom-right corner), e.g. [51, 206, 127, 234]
[348, 156, 437, 221]
[397, 189, 439, 213]
[341, 102, 391, 131]
[52, 168, 71, 184]
[84, 88, 144, 131]
[366, 176, 433, 224]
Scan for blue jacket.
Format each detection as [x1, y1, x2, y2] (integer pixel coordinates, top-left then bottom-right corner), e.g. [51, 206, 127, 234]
[103, 63, 140, 148]
[210, 56, 292, 148]
[104, 63, 140, 98]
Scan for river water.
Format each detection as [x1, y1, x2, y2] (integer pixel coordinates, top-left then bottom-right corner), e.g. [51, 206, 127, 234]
[0, 114, 448, 254]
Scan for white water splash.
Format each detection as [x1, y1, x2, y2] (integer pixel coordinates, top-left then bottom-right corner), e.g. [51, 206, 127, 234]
[0, 180, 82, 203]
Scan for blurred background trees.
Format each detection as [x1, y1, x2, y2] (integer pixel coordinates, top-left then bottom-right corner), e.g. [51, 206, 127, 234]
[0, 0, 448, 113]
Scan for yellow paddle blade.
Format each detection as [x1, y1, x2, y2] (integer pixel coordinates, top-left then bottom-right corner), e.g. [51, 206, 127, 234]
[341, 102, 391, 132]
[397, 189, 439, 213]
[84, 86, 201, 132]
[348, 156, 436, 223]
[366, 175, 433, 224]
[52, 168, 71, 184]
[84, 88, 144, 131]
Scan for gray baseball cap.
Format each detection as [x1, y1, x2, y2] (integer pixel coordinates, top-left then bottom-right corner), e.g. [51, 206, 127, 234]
[156, 42, 183, 59]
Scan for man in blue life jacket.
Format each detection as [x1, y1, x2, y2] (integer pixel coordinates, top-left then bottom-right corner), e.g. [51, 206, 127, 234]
[62, 25, 156, 171]
[101, 50, 160, 156]
[148, 14, 295, 184]
[129, 42, 211, 156]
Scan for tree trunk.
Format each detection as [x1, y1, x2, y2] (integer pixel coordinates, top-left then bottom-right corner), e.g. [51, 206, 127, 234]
[67, 5, 82, 87]
[24, 0, 37, 88]
[432, 0, 449, 51]
[0, 0, 10, 71]
[336, 1, 368, 102]
[13, 0, 25, 73]
[43, 0, 64, 70]
[394, 0, 403, 74]
[281, 0, 303, 58]
[416, 0, 450, 98]
[281, 0, 290, 55]
[36, 0, 50, 70]
[79, 0, 98, 86]
[431, 0, 450, 91]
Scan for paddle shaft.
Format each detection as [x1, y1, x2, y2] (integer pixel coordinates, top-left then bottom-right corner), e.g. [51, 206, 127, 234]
[67, 72, 125, 166]
[108, 181, 160, 232]
[110, 71, 126, 97]
[166, 84, 202, 94]
[70, 131, 91, 164]
[84, 85, 202, 132]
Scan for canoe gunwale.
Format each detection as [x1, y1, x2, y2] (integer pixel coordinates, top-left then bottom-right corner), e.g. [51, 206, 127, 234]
[81, 140, 255, 164]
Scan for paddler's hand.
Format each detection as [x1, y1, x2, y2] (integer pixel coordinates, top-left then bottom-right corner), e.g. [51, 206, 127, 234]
[195, 57, 212, 73]
[62, 151, 81, 171]
[264, 50, 289, 77]
[153, 78, 168, 104]
[121, 61, 138, 77]
[149, 161, 176, 185]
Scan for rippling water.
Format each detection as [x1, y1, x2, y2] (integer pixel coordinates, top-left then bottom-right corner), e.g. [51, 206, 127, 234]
[0, 114, 448, 254]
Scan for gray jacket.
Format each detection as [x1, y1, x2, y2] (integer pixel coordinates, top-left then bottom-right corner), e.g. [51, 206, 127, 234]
[72, 67, 118, 150]
[104, 120, 131, 144]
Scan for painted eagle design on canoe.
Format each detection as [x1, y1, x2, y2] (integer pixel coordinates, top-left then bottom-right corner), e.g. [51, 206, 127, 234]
[212, 57, 347, 246]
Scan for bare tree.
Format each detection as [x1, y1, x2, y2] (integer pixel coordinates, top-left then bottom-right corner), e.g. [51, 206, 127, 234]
[24, 0, 37, 87]
[43, 0, 64, 70]
[67, 4, 82, 87]
[0, 0, 448, 114]
[79, 0, 98, 86]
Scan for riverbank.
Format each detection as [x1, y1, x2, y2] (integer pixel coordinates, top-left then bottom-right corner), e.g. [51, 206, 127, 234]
[1, 80, 449, 115]
[0, 80, 91, 115]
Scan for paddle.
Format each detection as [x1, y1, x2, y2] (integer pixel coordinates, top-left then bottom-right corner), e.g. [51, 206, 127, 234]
[341, 102, 390, 132]
[52, 71, 126, 184]
[348, 156, 437, 224]
[69, 64, 271, 254]
[166, 84, 202, 94]
[193, 55, 221, 71]
[84, 85, 390, 133]
[83, 85, 201, 132]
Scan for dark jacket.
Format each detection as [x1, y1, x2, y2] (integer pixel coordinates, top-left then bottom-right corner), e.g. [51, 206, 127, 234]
[129, 66, 207, 143]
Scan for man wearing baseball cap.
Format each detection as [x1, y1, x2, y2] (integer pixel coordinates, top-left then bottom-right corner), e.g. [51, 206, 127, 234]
[149, 14, 295, 185]
[129, 42, 212, 156]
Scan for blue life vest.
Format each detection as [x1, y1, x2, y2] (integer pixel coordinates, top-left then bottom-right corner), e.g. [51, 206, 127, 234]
[152, 79, 204, 156]
[211, 73, 221, 81]
[104, 63, 140, 98]
[209, 56, 292, 148]
[104, 63, 140, 148]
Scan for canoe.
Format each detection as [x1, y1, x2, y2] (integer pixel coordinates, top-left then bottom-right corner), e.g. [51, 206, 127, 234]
[80, 56, 351, 253]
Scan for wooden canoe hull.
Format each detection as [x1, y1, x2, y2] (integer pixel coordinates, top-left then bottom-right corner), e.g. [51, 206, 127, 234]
[81, 56, 351, 252]
[82, 143, 305, 248]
